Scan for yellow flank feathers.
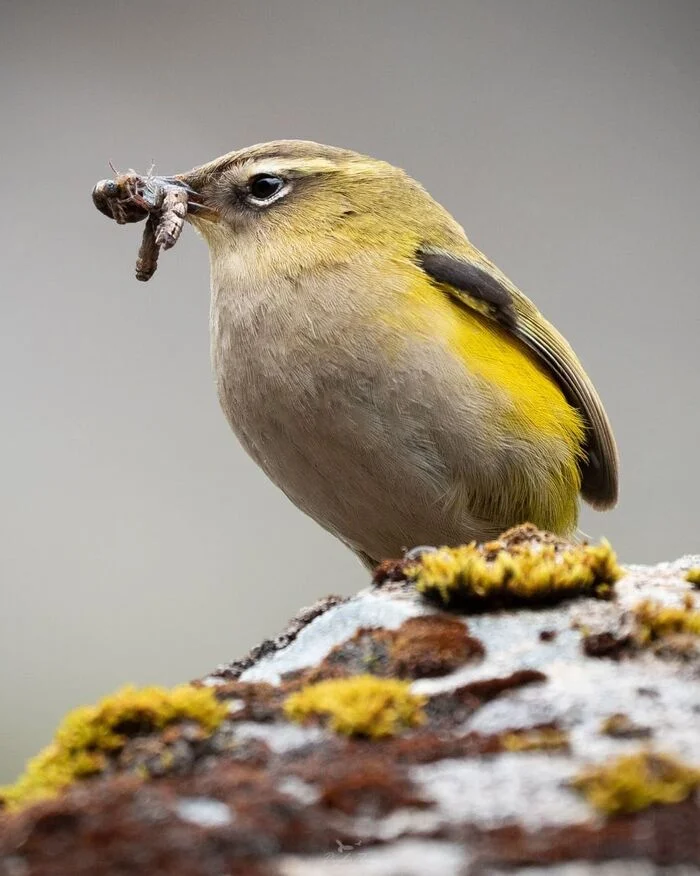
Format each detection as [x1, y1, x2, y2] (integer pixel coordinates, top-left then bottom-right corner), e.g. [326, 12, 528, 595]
[406, 538, 622, 608]
[283, 675, 426, 738]
[0, 684, 227, 811]
[377, 267, 584, 535]
[400, 272, 584, 447]
[572, 751, 700, 815]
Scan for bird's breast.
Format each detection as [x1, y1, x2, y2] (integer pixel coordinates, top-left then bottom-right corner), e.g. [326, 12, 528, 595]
[207, 258, 473, 549]
[210, 262, 381, 421]
[207, 253, 581, 555]
[209, 260, 393, 475]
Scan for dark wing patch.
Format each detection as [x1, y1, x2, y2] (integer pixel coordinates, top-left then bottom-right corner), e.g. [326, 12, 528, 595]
[418, 247, 619, 509]
[418, 250, 517, 329]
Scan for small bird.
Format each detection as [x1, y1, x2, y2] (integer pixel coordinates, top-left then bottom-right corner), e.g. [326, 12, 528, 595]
[119, 141, 620, 567]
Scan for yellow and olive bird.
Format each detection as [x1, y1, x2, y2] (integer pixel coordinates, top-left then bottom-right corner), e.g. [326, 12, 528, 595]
[119, 141, 620, 567]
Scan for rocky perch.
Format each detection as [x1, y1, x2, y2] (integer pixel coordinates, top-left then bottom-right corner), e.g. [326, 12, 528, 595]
[2, 525, 700, 875]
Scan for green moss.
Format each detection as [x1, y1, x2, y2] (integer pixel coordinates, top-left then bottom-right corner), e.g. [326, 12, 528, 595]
[0, 684, 227, 812]
[284, 675, 426, 738]
[405, 538, 621, 608]
[572, 751, 700, 815]
[686, 567, 700, 587]
[634, 598, 700, 644]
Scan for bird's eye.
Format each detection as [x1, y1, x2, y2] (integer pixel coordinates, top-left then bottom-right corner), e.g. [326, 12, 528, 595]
[247, 174, 285, 203]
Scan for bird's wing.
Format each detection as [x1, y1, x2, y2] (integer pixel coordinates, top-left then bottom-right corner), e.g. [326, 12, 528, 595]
[418, 248, 618, 509]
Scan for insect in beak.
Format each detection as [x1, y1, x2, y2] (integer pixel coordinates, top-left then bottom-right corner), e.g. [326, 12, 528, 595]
[92, 169, 219, 281]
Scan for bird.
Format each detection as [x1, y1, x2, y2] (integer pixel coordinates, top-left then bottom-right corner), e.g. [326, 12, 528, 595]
[166, 140, 618, 568]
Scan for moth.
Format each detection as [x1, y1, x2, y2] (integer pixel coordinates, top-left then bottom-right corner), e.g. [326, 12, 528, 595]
[92, 170, 194, 281]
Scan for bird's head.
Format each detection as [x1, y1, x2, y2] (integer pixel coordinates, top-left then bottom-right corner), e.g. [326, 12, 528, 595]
[179, 140, 463, 275]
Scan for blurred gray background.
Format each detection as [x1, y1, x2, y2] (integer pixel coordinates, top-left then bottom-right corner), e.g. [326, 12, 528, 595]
[1, 0, 698, 781]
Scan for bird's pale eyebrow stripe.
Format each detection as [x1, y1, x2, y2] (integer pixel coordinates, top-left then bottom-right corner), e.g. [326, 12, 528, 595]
[241, 157, 340, 176]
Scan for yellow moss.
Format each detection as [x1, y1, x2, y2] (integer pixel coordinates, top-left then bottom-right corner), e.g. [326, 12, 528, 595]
[0, 684, 227, 812]
[284, 675, 426, 738]
[406, 538, 621, 607]
[686, 567, 700, 587]
[634, 599, 700, 644]
[502, 727, 569, 753]
[572, 751, 700, 815]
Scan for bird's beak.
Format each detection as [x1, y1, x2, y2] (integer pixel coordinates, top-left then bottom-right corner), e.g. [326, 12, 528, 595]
[165, 174, 220, 223]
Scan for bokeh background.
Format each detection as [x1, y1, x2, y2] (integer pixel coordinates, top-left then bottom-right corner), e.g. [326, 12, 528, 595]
[1, 0, 699, 781]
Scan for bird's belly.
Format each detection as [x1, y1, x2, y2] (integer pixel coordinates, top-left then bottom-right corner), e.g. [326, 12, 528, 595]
[210, 297, 495, 559]
[237, 407, 467, 559]
[210, 272, 579, 560]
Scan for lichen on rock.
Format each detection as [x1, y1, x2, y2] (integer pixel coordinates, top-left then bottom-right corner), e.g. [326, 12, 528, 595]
[283, 675, 426, 738]
[634, 597, 700, 643]
[501, 725, 569, 753]
[0, 684, 227, 811]
[686, 567, 700, 587]
[2, 529, 700, 874]
[572, 751, 700, 815]
[403, 525, 622, 609]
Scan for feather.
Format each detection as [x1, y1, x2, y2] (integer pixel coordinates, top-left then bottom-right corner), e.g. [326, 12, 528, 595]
[419, 246, 618, 509]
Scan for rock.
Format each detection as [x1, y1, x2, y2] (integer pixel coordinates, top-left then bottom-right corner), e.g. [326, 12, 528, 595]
[2, 527, 700, 875]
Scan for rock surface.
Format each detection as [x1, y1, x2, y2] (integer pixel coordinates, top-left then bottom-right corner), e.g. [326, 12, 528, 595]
[2, 529, 700, 875]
